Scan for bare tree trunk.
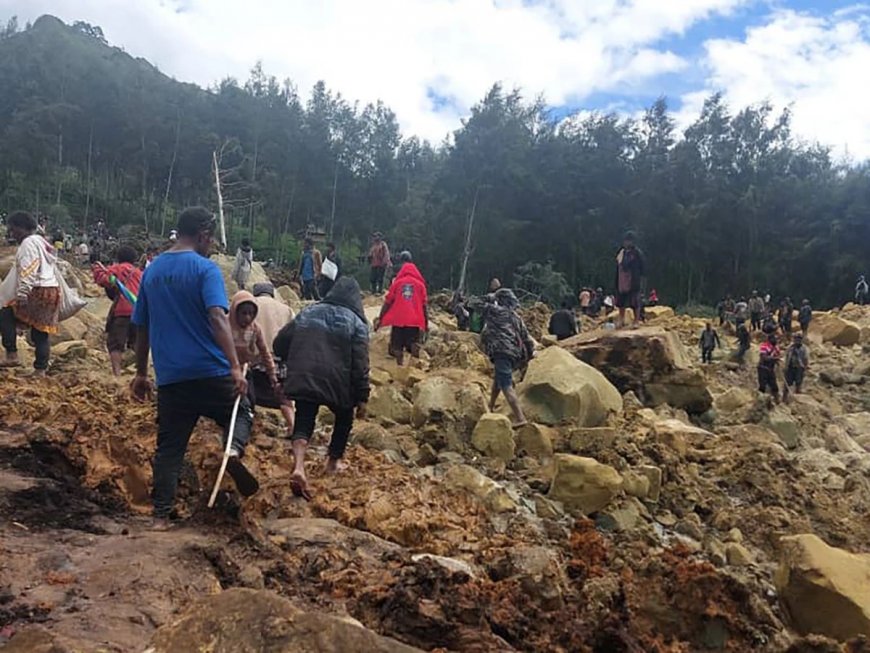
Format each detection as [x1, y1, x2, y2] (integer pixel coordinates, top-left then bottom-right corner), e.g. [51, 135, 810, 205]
[83, 123, 93, 235]
[213, 150, 227, 250]
[248, 137, 259, 241]
[457, 186, 481, 293]
[328, 159, 339, 239]
[161, 109, 182, 236]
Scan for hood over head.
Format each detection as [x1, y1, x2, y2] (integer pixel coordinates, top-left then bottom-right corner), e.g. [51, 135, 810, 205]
[495, 287, 519, 309]
[252, 282, 275, 298]
[322, 276, 366, 323]
[230, 290, 258, 331]
[395, 262, 425, 284]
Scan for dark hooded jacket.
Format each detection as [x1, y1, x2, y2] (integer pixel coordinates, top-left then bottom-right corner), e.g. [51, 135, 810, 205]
[273, 277, 370, 409]
[482, 289, 534, 365]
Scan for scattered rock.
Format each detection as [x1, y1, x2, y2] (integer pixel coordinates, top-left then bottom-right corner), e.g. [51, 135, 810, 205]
[515, 423, 555, 459]
[368, 384, 413, 424]
[547, 454, 623, 515]
[567, 427, 617, 454]
[148, 588, 422, 652]
[644, 305, 675, 320]
[637, 465, 663, 502]
[517, 347, 622, 427]
[813, 315, 861, 347]
[442, 464, 516, 513]
[652, 419, 714, 456]
[621, 471, 651, 500]
[533, 494, 564, 519]
[714, 387, 753, 413]
[725, 542, 755, 567]
[775, 534, 870, 641]
[471, 413, 516, 463]
[767, 407, 801, 449]
[238, 565, 265, 589]
[596, 500, 641, 533]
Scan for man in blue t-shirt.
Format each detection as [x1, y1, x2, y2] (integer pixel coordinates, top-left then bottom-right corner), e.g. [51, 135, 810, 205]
[131, 206, 259, 529]
[298, 238, 322, 301]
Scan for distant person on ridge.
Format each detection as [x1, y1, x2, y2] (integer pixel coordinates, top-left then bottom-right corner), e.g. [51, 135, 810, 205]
[273, 277, 370, 501]
[648, 288, 659, 306]
[368, 232, 391, 294]
[798, 299, 813, 338]
[778, 297, 794, 335]
[548, 301, 578, 341]
[734, 297, 749, 325]
[131, 207, 259, 530]
[757, 333, 782, 403]
[735, 319, 751, 363]
[375, 251, 428, 367]
[93, 244, 142, 376]
[578, 287, 591, 314]
[856, 275, 869, 305]
[748, 291, 765, 331]
[232, 238, 253, 290]
[298, 237, 322, 301]
[482, 288, 534, 427]
[614, 231, 645, 328]
[699, 322, 721, 364]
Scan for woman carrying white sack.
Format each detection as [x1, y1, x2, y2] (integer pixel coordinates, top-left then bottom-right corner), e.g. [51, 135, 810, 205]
[0, 211, 61, 374]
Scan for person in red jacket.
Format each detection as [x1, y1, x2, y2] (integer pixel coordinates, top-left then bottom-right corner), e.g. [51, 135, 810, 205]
[93, 245, 142, 376]
[375, 251, 428, 367]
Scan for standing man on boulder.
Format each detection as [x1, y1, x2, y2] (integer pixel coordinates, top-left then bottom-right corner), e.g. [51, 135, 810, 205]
[614, 231, 645, 328]
[748, 291, 765, 332]
[375, 251, 428, 367]
[131, 206, 258, 530]
[368, 232, 391, 295]
[784, 333, 809, 399]
[798, 299, 813, 338]
[482, 288, 534, 427]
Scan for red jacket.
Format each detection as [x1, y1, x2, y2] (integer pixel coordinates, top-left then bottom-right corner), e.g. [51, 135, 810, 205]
[93, 262, 142, 318]
[381, 263, 428, 330]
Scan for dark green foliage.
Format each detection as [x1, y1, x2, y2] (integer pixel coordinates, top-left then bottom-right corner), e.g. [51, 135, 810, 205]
[0, 15, 868, 308]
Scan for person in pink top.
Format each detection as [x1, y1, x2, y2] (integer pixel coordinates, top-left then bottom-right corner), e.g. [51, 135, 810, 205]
[368, 232, 391, 294]
[93, 245, 143, 376]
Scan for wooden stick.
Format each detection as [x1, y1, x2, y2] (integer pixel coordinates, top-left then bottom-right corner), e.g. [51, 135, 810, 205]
[207, 364, 248, 508]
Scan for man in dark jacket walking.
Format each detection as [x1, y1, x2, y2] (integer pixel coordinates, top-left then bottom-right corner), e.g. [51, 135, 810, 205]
[273, 277, 370, 500]
[482, 288, 534, 427]
[615, 232, 645, 328]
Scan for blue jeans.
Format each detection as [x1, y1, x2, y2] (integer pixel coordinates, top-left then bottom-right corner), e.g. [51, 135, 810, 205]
[153, 375, 252, 517]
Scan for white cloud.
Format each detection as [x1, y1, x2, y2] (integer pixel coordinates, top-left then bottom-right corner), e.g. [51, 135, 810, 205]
[0, 0, 748, 142]
[679, 7, 870, 159]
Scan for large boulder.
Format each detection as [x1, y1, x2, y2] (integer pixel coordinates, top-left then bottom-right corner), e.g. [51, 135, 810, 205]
[149, 587, 422, 652]
[411, 376, 486, 435]
[213, 253, 271, 295]
[471, 413, 516, 462]
[775, 534, 870, 641]
[651, 418, 714, 456]
[367, 384, 413, 424]
[644, 305, 675, 320]
[812, 314, 861, 347]
[563, 327, 713, 413]
[517, 347, 621, 427]
[442, 464, 517, 513]
[547, 454, 622, 515]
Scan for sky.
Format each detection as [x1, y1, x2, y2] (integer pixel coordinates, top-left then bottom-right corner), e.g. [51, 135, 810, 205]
[2, 0, 869, 159]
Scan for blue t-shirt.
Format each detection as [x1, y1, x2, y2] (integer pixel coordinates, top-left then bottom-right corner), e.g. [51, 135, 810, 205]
[300, 250, 315, 282]
[132, 250, 230, 386]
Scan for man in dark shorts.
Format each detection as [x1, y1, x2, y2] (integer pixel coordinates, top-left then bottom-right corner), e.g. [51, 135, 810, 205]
[784, 333, 809, 398]
[482, 288, 534, 427]
[93, 245, 142, 376]
[131, 206, 258, 529]
[614, 231, 645, 328]
[375, 251, 428, 367]
[757, 333, 782, 402]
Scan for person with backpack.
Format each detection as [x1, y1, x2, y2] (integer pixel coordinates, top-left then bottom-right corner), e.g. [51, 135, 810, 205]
[798, 299, 813, 338]
[784, 333, 809, 398]
[93, 244, 143, 376]
[481, 288, 534, 427]
[699, 322, 721, 364]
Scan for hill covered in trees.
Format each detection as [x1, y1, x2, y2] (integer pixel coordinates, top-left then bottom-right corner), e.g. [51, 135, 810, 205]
[1, 14, 868, 306]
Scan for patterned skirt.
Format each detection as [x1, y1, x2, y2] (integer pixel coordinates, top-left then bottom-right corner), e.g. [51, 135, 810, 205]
[12, 286, 61, 334]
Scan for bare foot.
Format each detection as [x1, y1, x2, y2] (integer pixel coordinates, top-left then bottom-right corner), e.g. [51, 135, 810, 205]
[149, 517, 173, 531]
[290, 470, 312, 501]
[511, 420, 529, 429]
[324, 458, 347, 475]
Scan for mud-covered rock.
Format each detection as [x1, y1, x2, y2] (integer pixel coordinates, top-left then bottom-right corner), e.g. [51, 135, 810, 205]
[470, 413, 515, 462]
[564, 326, 713, 413]
[547, 454, 622, 515]
[442, 464, 516, 513]
[517, 347, 621, 426]
[775, 534, 870, 641]
[515, 423, 555, 459]
[148, 587, 422, 652]
[652, 418, 714, 455]
[368, 384, 413, 424]
[812, 314, 861, 347]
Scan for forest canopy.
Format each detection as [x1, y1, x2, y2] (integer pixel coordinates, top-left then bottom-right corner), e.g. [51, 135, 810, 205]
[0, 15, 868, 307]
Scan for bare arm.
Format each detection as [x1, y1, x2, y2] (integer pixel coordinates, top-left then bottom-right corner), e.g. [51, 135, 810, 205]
[135, 326, 150, 376]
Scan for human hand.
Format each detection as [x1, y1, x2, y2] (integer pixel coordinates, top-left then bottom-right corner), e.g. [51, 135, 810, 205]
[130, 374, 153, 402]
[231, 366, 248, 397]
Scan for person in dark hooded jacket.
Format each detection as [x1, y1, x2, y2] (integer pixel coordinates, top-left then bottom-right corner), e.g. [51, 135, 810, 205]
[482, 288, 534, 426]
[375, 251, 428, 366]
[273, 277, 370, 500]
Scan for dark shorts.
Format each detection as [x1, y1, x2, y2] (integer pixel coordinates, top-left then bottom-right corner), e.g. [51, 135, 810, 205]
[785, 366, 805, 388]
[249, 368, 283, 410]
[616, 291, 639, 309]
[758, 366, 779, 394]
[389, 326, 420, 357]
[493, 356, 514, 390]
[106, 315, 136, 353]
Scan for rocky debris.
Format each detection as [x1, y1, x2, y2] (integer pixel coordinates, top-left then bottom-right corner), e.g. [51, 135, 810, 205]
[213, 253, 271, 295]
[367, 384, 413, 425]
[652, 418, 714, 456]
[812, 314, 862, 347]
[767, 407, 802, 449]
[275, 284, 302, 310]
[410, 375, 486, 448]
[564, 326, 713, 413]
[644, 305, 676, 320]
[148, 587, 422, 652]
[517, 347, 622, 427]
[547, 454, 622, 515]
[423, 330, 491, 374]
[470, 413, 515, 462]
[442, 463, 517, 513]
[518, 302, 551, 341]
[515, 423, 555, 459]
[776, 534, 870, 642]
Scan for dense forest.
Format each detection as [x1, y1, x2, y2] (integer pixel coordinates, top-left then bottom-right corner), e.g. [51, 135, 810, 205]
[1, 14, 868, 307]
